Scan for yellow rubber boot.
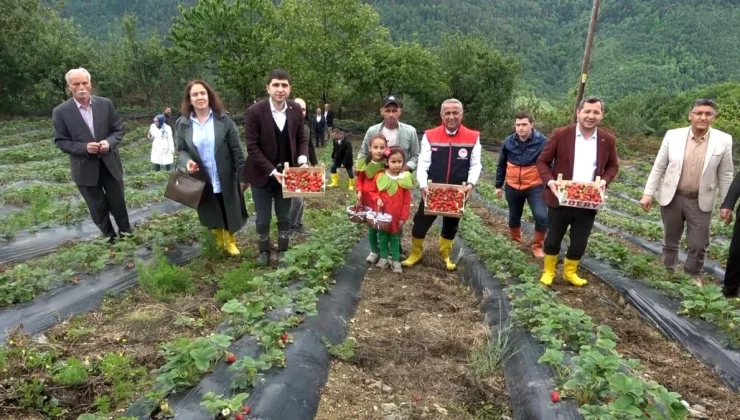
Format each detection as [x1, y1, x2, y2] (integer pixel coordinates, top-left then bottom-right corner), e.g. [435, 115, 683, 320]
[563, 258, 588, 287]
[348, 178, 355, 191]
[224, 231, 240, 256]
[212, 229, 225, 249]
[539, 254, 557, 286]
[328, 173, 339, 187]
[401, 237, 424, 267]
[438, 237, 456, 271]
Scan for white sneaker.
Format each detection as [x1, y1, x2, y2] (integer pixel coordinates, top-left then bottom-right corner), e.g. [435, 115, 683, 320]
[391, 261, 403, 274]
[366, 252, 379, 264]
[376, 258, 389, 269]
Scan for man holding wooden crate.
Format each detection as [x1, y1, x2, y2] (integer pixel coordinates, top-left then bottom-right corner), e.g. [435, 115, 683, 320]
[495, 111, 549, 258]
[244, 69, 309, 265]
[536, 97, 619, 287]
[640, 99, 734, 285]
[402, 99, 482, 271]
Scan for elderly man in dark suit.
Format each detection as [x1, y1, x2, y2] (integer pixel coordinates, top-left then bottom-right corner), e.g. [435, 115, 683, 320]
[536, 96, 619, 287]
[52, 67, 131, 240]
[244, 69, 309, 264]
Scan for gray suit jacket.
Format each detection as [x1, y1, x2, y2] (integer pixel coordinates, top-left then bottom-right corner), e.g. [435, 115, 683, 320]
[52, 96, 125, 187]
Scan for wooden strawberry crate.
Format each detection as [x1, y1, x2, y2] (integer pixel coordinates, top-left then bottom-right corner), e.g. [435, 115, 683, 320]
[556, 174, 606, 210]
[282, 163, 326, 198]
[423, 181, 467, 218]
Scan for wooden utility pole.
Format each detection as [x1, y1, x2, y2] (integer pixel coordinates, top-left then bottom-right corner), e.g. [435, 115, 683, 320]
[573, 0, 602, 123]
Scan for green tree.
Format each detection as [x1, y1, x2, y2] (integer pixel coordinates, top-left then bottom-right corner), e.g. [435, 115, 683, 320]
[437, 33, 520, 136]
[169, 0, 277, 107]
[122, 16, 168, 108]
[274, 0, 387, 103]
[0, 0, 94, 112]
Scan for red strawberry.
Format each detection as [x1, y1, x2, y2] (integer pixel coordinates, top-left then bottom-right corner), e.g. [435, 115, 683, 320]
[281, 333, 289, 342]
[243, 405, 251, 414]
[226, 352, 236, 363]
[551, 391, 560, 402]
[235, 413, 245, 420]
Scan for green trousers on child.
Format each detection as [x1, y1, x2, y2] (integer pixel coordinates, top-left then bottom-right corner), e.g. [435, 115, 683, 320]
[378, 231, 401, 260]
[368, 228, 380, 254]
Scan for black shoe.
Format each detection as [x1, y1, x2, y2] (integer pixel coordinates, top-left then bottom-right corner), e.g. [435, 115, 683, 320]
[258, 235, 271, 265]
[258, 252, 270, 265]
[723, 287, 739, 298]
[292, 226, 310, 236]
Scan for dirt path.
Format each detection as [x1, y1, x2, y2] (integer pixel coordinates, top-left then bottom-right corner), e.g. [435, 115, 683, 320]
[468, 201, 740, 420]
[316, 230, 512, 420]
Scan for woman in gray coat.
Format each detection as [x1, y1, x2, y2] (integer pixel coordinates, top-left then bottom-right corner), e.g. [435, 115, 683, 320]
[175, 80, 248, 255]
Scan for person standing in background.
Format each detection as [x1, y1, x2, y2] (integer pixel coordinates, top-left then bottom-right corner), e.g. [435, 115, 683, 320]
[148, 114, 175, 171]
[52, 67, 131, 242]
[289, 97, 318, 236]
[640, 98, 734, 286]
[312, 107, 327, 147]
[495, 112, 548, 258]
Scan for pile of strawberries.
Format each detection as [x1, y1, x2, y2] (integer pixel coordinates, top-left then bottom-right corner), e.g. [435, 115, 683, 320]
[562, 183, 602, 203]
[427, 187, 465, 214]
[284, 170, 323, 193]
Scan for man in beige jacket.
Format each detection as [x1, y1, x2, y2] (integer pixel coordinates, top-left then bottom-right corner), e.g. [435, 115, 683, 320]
[640, 99, 734, 281]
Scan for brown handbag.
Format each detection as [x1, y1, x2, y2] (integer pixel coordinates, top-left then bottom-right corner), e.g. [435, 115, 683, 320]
[164, 170, 205, 209]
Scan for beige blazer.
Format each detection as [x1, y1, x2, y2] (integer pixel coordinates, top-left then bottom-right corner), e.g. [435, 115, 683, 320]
[643, 127, 734, 212]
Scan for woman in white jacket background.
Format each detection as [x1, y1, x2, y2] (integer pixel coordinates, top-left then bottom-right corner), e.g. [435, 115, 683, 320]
[148, 114, 175, 171]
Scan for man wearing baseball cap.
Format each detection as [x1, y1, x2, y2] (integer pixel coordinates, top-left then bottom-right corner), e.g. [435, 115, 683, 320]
[357, 95, 420, 173]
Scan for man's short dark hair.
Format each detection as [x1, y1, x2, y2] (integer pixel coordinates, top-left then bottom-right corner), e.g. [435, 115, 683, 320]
[266, 68, 291, 85]
[515, 111, 533, 123]
[577, 96, 605, 112]
[690, 98, 718, 113]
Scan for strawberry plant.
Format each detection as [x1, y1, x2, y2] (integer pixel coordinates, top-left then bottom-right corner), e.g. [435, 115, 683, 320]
[200, 391, 249, 419]
[155, 334, 234, 394]
[460, 211, 688, 419]
[229, 354, 271, 390]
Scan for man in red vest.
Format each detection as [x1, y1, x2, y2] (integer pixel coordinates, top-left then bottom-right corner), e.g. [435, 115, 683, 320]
[402, 99, 482, 270]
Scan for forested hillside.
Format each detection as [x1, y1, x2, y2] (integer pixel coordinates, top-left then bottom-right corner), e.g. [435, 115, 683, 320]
[55, 0, 740, 100]
[365, 0, 740, 99]
[50, 0, 197, 37]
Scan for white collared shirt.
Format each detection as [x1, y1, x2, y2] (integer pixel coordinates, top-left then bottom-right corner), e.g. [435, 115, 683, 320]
[74, 97, 95, 137]
[266, 99, 307, 176]
[572, 126, 598, 182]
[270, 98, 287, 131]
[316, 115, 321, 123]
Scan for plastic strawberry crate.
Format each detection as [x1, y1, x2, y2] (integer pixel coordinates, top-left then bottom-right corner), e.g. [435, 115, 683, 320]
[282, 163, 326, 198]
[556, 174, 606, 210]
[423, 181, 467, 218]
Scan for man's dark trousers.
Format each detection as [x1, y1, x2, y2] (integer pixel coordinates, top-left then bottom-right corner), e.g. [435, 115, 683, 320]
[505, 184, 548, 232]
[723, 216, 740, 297]
[251, 177, 292, 235]
[543, 206, 596, 259]
[77, 160, 131, 237]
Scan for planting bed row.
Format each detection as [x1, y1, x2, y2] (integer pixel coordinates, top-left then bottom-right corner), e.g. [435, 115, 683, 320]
[0, 136, 345, 419]
[460, 203, 740, 419]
